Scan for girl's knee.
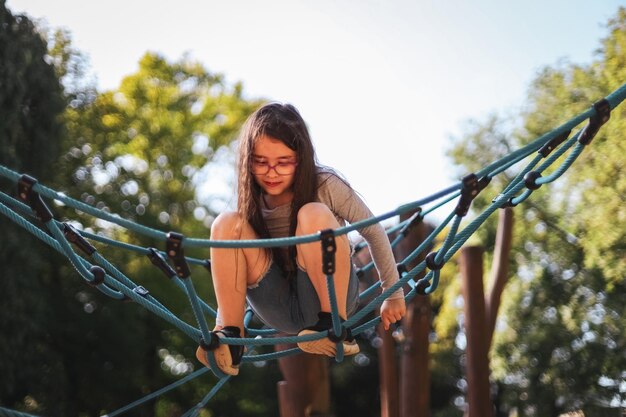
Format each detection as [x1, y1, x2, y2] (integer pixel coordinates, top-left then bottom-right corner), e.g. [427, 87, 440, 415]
[297, 203, 336, 231]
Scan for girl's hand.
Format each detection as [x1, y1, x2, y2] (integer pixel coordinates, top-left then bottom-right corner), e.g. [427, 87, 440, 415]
[380, 298, 406, 330]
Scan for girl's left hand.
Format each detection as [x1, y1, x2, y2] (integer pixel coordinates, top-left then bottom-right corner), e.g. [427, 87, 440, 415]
[380, 298, 406, 330]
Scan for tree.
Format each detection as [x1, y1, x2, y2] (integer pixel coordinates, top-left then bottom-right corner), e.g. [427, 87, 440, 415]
[52, 50, 271, 416]
[0, 0, 68, 413]
[1, 9, 277, 413]
[446, 6, 626, 416]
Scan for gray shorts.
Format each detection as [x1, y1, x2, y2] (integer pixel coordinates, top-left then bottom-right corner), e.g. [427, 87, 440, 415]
[246, 262, 360, 334]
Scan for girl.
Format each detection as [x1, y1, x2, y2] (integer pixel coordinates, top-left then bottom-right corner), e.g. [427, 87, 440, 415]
[196, 103, 406, 375]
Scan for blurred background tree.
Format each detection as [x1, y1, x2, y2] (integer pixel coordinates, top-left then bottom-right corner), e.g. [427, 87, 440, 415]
[0, 0, 69, 414]
[446, 7, 626, 417]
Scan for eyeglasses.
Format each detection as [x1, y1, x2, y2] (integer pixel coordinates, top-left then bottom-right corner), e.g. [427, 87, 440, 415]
[252, 159, 298, 175]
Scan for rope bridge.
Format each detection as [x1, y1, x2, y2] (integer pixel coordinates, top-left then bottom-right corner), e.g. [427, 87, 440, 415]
[1, 83, 624, 417]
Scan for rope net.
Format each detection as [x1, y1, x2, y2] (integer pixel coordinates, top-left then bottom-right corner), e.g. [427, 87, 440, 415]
[1, 83, 625, 417]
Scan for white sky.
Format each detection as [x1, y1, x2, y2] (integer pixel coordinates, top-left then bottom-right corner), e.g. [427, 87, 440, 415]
[7, 0, 624, 219]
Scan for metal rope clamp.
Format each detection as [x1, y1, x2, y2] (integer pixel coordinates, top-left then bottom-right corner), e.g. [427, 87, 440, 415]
[320, 229, 337, 275]
[63, 223, 96, 256]
[579, 98, 611, 146]
[17, 174, 53, 223]
[147, 247, 177, 279]
[399, 207, 423, 237]
[166, 232, 191, 279]
[455, 173, 491, 217]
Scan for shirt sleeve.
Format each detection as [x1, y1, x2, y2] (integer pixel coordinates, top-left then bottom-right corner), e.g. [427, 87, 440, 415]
[317, 172, 404, 301]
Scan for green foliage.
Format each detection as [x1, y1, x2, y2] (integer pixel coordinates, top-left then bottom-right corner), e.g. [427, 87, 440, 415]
[1, 5, 269, 413]
[60, 51, 262, 233]
[446, 6, 626, 415]
[52, 52, 264, 415]
[0, 2, 64, 171]
[0, 1, 68, 414]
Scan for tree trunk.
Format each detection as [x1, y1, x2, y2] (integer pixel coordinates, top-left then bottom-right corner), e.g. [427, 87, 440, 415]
[485, 207, 514, 350]
[460, 246, 493, 417]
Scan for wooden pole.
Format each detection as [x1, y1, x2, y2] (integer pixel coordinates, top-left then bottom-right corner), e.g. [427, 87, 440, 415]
[278, 380, 302, 417]
[378, 322, 399, 417]
[354, 240, 400, 417]
[399, 295, 431, 417]
[460, 246, 493, 417]
[276, 344, 331, 417]
[398, 220, 430, 417]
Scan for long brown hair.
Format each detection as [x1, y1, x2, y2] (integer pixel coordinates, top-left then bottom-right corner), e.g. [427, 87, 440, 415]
[237, 103, 318, 278]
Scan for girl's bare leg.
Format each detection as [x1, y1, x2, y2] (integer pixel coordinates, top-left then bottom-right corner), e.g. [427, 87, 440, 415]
[295, 202, 351, 319]
[196, 211, 269, 373]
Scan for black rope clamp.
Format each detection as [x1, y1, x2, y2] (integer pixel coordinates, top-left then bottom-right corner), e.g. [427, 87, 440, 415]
[17, 175, 53, 222]
[501, 197, 519, 208]
[166, 232, 191, 279]
[199, 332, 221, 351]
[328, 326, 353, 343]
[425, 251, 444, 271]
[352, 241, 366, 255]
[203, 259, 212, 273]
[492, 194, 518, 209]
[399, 208, 423, 237]
[397, 263, 408, 275]
[147, 247, 177, 279]
[578, 98, 611, 146]
[63, 223, 96, 255]
[455, 173, 491, 217]
[415, 278, 430, 295]
[524, 171, 542, 190]
[538, 129, 571, 157]
[88, 265, 106, 287]
[320, 229, 336, 275]
[355, 268, 365, 279]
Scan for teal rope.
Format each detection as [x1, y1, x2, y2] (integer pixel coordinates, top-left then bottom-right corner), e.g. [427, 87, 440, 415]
[0, 408, 42, 417]
[0, 107, 604, 348]
[434, 215, 462, 265]
[180, 376, 231, 417]
[92, 252, 180, 315]
[179, 276, 213, 344]
[536, 143, 584, 185]
[0, 82, 624, 415]
[1, 81, 624, 250]
[102, 367, 210, 417]
[47, 221, 203, 339]
[498, 153, 543, 198]
[325, 272, 345, 363]
[0, 199, 124, 299]
[77, 227, 210, 268]
[402, 210, 456, 267]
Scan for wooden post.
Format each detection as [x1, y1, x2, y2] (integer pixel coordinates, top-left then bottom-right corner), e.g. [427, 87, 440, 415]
[276, 344, 331, 417]
[397, 220, 430, 417]
[354, 240, 400, 417]
[278, 380, 303, 417]
[378, 307, 399, 417]
[399, 295, 431, 417]
[460, 246, 493, 417]
[352, 210, 431, 417]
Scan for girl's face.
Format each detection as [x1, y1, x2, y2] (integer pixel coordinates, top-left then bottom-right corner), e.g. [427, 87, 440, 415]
[252, 135, 298, 208]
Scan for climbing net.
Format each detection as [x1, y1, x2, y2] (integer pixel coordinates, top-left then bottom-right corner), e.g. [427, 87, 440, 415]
[1, 83, 625, 417]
